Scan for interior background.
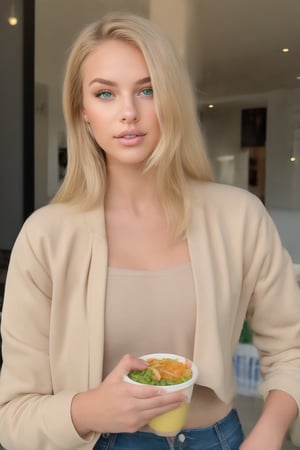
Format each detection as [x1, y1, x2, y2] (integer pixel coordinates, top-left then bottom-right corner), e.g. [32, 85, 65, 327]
[34, 0, 300, 262]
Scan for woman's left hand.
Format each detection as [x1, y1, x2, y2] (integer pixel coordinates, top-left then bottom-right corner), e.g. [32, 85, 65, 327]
[239, 390, 298, 449]
[239, 431, 282, 450]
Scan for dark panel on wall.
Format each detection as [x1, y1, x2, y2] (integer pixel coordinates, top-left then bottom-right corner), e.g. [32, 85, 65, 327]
[0, 0, 35, 249]
[0, 0, 24, 249]
[23, 0, 35, 219]
[241, 108, 267, 148]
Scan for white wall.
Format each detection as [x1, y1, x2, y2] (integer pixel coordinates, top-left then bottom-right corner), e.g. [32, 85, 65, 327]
[201, 89, 300, 262]
[201, 104, 249, 189]
[265, 89, 300, 209]
[269, 209, 300, 263]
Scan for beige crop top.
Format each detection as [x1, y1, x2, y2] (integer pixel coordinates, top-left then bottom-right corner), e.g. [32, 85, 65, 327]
[102, 264, 196, 378]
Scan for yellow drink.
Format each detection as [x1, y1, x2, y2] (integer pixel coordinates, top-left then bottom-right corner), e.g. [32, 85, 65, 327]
[124, 353, 199, 436]
[148, 402, 189, 436]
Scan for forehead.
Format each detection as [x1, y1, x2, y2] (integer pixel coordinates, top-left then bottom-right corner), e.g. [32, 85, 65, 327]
[82, 39, 150, 81]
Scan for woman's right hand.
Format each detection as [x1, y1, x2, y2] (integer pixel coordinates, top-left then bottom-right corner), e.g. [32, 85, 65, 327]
[71, 354, 186, 436]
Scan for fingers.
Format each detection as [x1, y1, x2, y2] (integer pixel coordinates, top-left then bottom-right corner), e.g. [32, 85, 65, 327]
[116, 386, 186, 431]
[138, 391, 186, 411]
[126, 383, 186, 417]
[85, 354, 188, 434]
[105, 354, 148, 382]
[125, 382, 163, 398]
[101, 354, 187, 431]
[126, 382, 185, 402]
[134, 392, 187, 426]
[120, 353, 149, 374]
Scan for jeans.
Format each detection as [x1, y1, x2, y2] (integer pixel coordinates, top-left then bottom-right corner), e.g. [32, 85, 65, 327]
[93, 408, 244, 450]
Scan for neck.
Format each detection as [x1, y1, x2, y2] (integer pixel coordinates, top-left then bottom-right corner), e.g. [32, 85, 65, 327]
[105, 163, 160, 214]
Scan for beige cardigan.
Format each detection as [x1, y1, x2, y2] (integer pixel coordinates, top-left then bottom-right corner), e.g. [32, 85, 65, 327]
[0, 181, 300, 450]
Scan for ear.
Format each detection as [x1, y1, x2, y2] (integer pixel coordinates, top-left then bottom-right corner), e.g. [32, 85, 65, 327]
[81, 108, 89, 123]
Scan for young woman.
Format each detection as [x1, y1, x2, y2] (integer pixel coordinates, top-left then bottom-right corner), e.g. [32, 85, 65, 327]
[0, 13, 300, 450]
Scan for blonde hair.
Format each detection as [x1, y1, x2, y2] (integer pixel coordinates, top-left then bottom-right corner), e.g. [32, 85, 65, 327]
[52, 12, 214, 238]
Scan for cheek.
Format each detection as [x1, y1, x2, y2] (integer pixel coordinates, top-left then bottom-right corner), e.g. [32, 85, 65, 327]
[82, 96, 105, 121]
[152, 113, 161, 134]
[90, 119, 113, 149]
[87, 110, 110, 134]
[82, 110, 105, 142]
[149, 106, 160, 127]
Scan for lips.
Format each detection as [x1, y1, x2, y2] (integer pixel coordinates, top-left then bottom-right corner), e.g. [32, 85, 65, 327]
[114, 130, 146, 146]
[121, 134, 140, 139]
[115, 130, 146, 139]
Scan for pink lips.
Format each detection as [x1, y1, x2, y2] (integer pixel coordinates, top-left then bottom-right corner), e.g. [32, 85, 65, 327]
[114, 130, 146, 146]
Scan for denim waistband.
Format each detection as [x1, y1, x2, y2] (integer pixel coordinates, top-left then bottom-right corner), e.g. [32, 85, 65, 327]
[94, 408, 244, 450]
[178, 408, 244, 448]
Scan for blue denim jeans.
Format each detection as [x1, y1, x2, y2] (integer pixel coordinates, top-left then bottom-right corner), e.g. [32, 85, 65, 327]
[93, 408, 244, 450]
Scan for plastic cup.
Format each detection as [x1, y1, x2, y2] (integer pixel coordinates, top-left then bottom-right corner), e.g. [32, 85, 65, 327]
[124, 353, 199, 436]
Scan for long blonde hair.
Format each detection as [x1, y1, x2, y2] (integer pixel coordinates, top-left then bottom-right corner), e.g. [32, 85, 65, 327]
[52, 12, 214, 237]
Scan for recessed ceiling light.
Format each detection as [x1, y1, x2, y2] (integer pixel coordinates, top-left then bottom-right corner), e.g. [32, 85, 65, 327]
[8, 1, 18, 26]
[8, 16, 18, 26]
[208, 104, 215, 109]
[290, 156, 296, 162]
[282, 48, 289, 53]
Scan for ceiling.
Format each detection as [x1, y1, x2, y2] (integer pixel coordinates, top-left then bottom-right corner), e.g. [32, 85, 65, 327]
[35, 0, 300, 106]
[193, 0, 300, 103]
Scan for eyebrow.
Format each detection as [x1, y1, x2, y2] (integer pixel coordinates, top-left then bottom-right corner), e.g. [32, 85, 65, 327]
[88, 76, 151, 87]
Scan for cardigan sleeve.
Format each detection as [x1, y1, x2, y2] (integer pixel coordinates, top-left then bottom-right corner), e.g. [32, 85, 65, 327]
[0, 218, 95, 450]
[245, 202, 300, 425]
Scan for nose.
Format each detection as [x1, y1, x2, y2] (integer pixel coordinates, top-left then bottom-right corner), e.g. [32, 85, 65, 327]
[120, 96, 138, 123]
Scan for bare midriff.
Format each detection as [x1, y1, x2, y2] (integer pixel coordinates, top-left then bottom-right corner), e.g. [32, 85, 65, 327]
[184, 385, 233, 428]
[141, 385, 233, 432]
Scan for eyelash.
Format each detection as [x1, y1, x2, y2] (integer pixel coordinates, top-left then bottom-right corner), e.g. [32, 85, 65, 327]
[95, 87, 153, 99]
[95, 90, 113, 99]
[140, 87, 153, 96]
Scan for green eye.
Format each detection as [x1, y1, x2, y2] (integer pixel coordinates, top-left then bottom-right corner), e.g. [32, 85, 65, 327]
[97, 91, 113, 99]
[141, 88, 153, 96]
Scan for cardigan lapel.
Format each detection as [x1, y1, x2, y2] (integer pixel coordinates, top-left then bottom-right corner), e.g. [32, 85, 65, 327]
[85, 207, 108, 388]
[187, 203, 225, 392]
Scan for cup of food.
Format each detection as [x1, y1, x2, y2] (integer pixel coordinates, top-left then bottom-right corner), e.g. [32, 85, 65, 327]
[124, 353, 199, 436]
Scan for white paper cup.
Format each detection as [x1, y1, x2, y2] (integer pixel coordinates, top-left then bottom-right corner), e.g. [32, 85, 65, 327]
[124, 353, 199, 436]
